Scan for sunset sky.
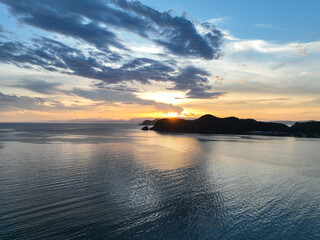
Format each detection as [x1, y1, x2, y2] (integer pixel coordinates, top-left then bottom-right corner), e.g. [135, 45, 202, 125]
[0, 0, 320, 122]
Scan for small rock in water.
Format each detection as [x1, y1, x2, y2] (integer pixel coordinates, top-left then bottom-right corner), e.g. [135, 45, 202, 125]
[141, 126, 149, 131]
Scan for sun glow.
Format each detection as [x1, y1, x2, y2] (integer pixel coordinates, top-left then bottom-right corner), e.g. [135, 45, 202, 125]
[137, 91, 185, 104]
[166, 112, 184, 118]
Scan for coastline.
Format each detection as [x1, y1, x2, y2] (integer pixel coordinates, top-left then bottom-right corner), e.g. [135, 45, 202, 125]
[141, 114, 320, 138]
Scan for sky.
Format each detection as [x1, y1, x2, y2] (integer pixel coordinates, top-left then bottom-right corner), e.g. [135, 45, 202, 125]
[0, 0, 319, 122]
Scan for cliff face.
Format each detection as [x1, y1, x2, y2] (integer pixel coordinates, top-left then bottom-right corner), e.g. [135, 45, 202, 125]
[151, 114, 290, 134]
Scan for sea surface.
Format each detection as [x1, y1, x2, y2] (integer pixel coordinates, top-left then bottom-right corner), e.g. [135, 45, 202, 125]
[0, 123, 320, 239]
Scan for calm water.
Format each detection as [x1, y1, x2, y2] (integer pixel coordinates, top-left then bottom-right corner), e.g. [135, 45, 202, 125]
[0, 123, 320, 239]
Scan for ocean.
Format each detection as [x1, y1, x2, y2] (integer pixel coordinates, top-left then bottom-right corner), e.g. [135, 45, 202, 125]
[0, 123, 319, 239]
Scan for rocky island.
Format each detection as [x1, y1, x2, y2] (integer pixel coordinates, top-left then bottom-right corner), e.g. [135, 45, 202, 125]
[146, 114, 320, 138]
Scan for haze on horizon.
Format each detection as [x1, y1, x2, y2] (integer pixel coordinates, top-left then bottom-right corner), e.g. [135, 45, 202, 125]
[0, 0, 320, 122]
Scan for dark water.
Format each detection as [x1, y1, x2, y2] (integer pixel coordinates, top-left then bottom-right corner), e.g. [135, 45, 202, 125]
[0, 123, 319, 239]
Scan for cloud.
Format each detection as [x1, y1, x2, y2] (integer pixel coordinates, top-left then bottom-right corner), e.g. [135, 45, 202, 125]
[0, 0, 124, 52]
[295, 44, 307, 56]
[0, 87, 183, 114]
[0, 39, 221, 99]
[213, 75, 224, 83]
[0, 38, 119, 76]
[0, 0, 227, 100]
[2, 76, 184, 113]
[206, 18, 226, 25]
[10, 79, 63, 94]
[72, 88, 184, 113]
[168, 66, 227, 98]
[0, 24, 11, 40]
[227, 39, 310, 56]
[223, 98, 290, 105]
[255, 98, 290, 102]
[0, 91, 88, 112]
[0, 91, 47, 111]
[0, 0, 224, 59]
[313, 98, 320, 103]
[0, 39, 168, 83]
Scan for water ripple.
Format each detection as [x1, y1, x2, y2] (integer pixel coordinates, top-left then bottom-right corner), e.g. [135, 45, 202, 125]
[0, 123, 320, 239]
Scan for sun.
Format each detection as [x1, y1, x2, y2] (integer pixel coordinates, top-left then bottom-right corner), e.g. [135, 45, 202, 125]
[166, 112, 184, 118]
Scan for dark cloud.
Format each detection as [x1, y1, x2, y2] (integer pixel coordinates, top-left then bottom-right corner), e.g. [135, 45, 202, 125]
[0, 0, 226, 99]
[0, 91, 100, 112]
[10, 79, 63, 94]
[0, 41, 23, 62]
[168, 66, 227, 98]
[186, 88, 226, 99]
[0, 91, 46, 111]
[94, 83, 138, 93]
[1, 39, 221, 98]
[0, 0, 223, 59]
[0, 24, 10, 40]
[0, 38, 120, 74]
[0, 0, 124, 52]
[77, 57, 176, 84]
[114, 0, 223, 59]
